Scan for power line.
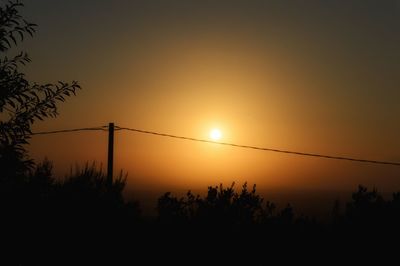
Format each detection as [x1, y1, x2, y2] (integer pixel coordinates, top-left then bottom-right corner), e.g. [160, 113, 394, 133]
[30, 124, 400, 166]
[116, 126, 400, 166]
[31, 126, 108, 135]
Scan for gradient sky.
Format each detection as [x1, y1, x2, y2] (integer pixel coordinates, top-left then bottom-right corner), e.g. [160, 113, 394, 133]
[16, 0, 400, 201]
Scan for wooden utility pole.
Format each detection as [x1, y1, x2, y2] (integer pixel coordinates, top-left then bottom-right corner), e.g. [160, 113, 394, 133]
[107, 122, 114, 188]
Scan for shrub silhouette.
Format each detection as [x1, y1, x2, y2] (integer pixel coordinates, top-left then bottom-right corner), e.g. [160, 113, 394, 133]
[157, 191, 189, 224]
[0, 159, 141, 264]
[337, 185, 400, 236]
[1, 160, 140, 232]
[345, 185, 384, 224]
[2, 156, 400, 264]
[60, 163, 126, 204]
[157, 182, 295, 230]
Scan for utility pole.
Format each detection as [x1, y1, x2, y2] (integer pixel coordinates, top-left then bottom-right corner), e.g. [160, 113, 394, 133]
[107, 122, 114, 188]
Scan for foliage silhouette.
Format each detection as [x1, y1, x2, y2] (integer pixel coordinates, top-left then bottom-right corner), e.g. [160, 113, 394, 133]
[2, 155, 400, 264]
[156, 181, 302, 236]
[1, 159, 141, 264]
[0, 0, 80, 177]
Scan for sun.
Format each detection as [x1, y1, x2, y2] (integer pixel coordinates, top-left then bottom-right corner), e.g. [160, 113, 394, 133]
[209, 128, 222, 141]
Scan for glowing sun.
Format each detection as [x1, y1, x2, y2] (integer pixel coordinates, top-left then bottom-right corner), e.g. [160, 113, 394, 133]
[209, 128, 222, 141]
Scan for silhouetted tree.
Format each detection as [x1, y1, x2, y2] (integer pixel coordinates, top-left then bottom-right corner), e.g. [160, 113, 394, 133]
[0, 0, 80, 178]
[345, 185, 385, 226]
[158, 183, 275, 228]
[233, 183, 264, 225]
[157, 192, 188, 224]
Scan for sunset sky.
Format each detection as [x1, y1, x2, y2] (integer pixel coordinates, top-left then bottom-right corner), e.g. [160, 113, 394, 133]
[17, 0, 400, 207]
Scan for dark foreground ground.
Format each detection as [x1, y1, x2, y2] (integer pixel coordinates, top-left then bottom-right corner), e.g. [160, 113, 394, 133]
[1, 164, 399, 265]
[3, 213, 398, 265]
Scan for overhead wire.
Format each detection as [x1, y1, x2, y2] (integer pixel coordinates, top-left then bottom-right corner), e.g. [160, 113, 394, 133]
[31, 126, 108, 135]
[115, 126, 400, 166]
[29, 124, 400, 166]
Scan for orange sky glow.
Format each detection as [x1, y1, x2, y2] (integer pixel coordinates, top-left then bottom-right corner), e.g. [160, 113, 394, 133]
[17, 1, 399, 214]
